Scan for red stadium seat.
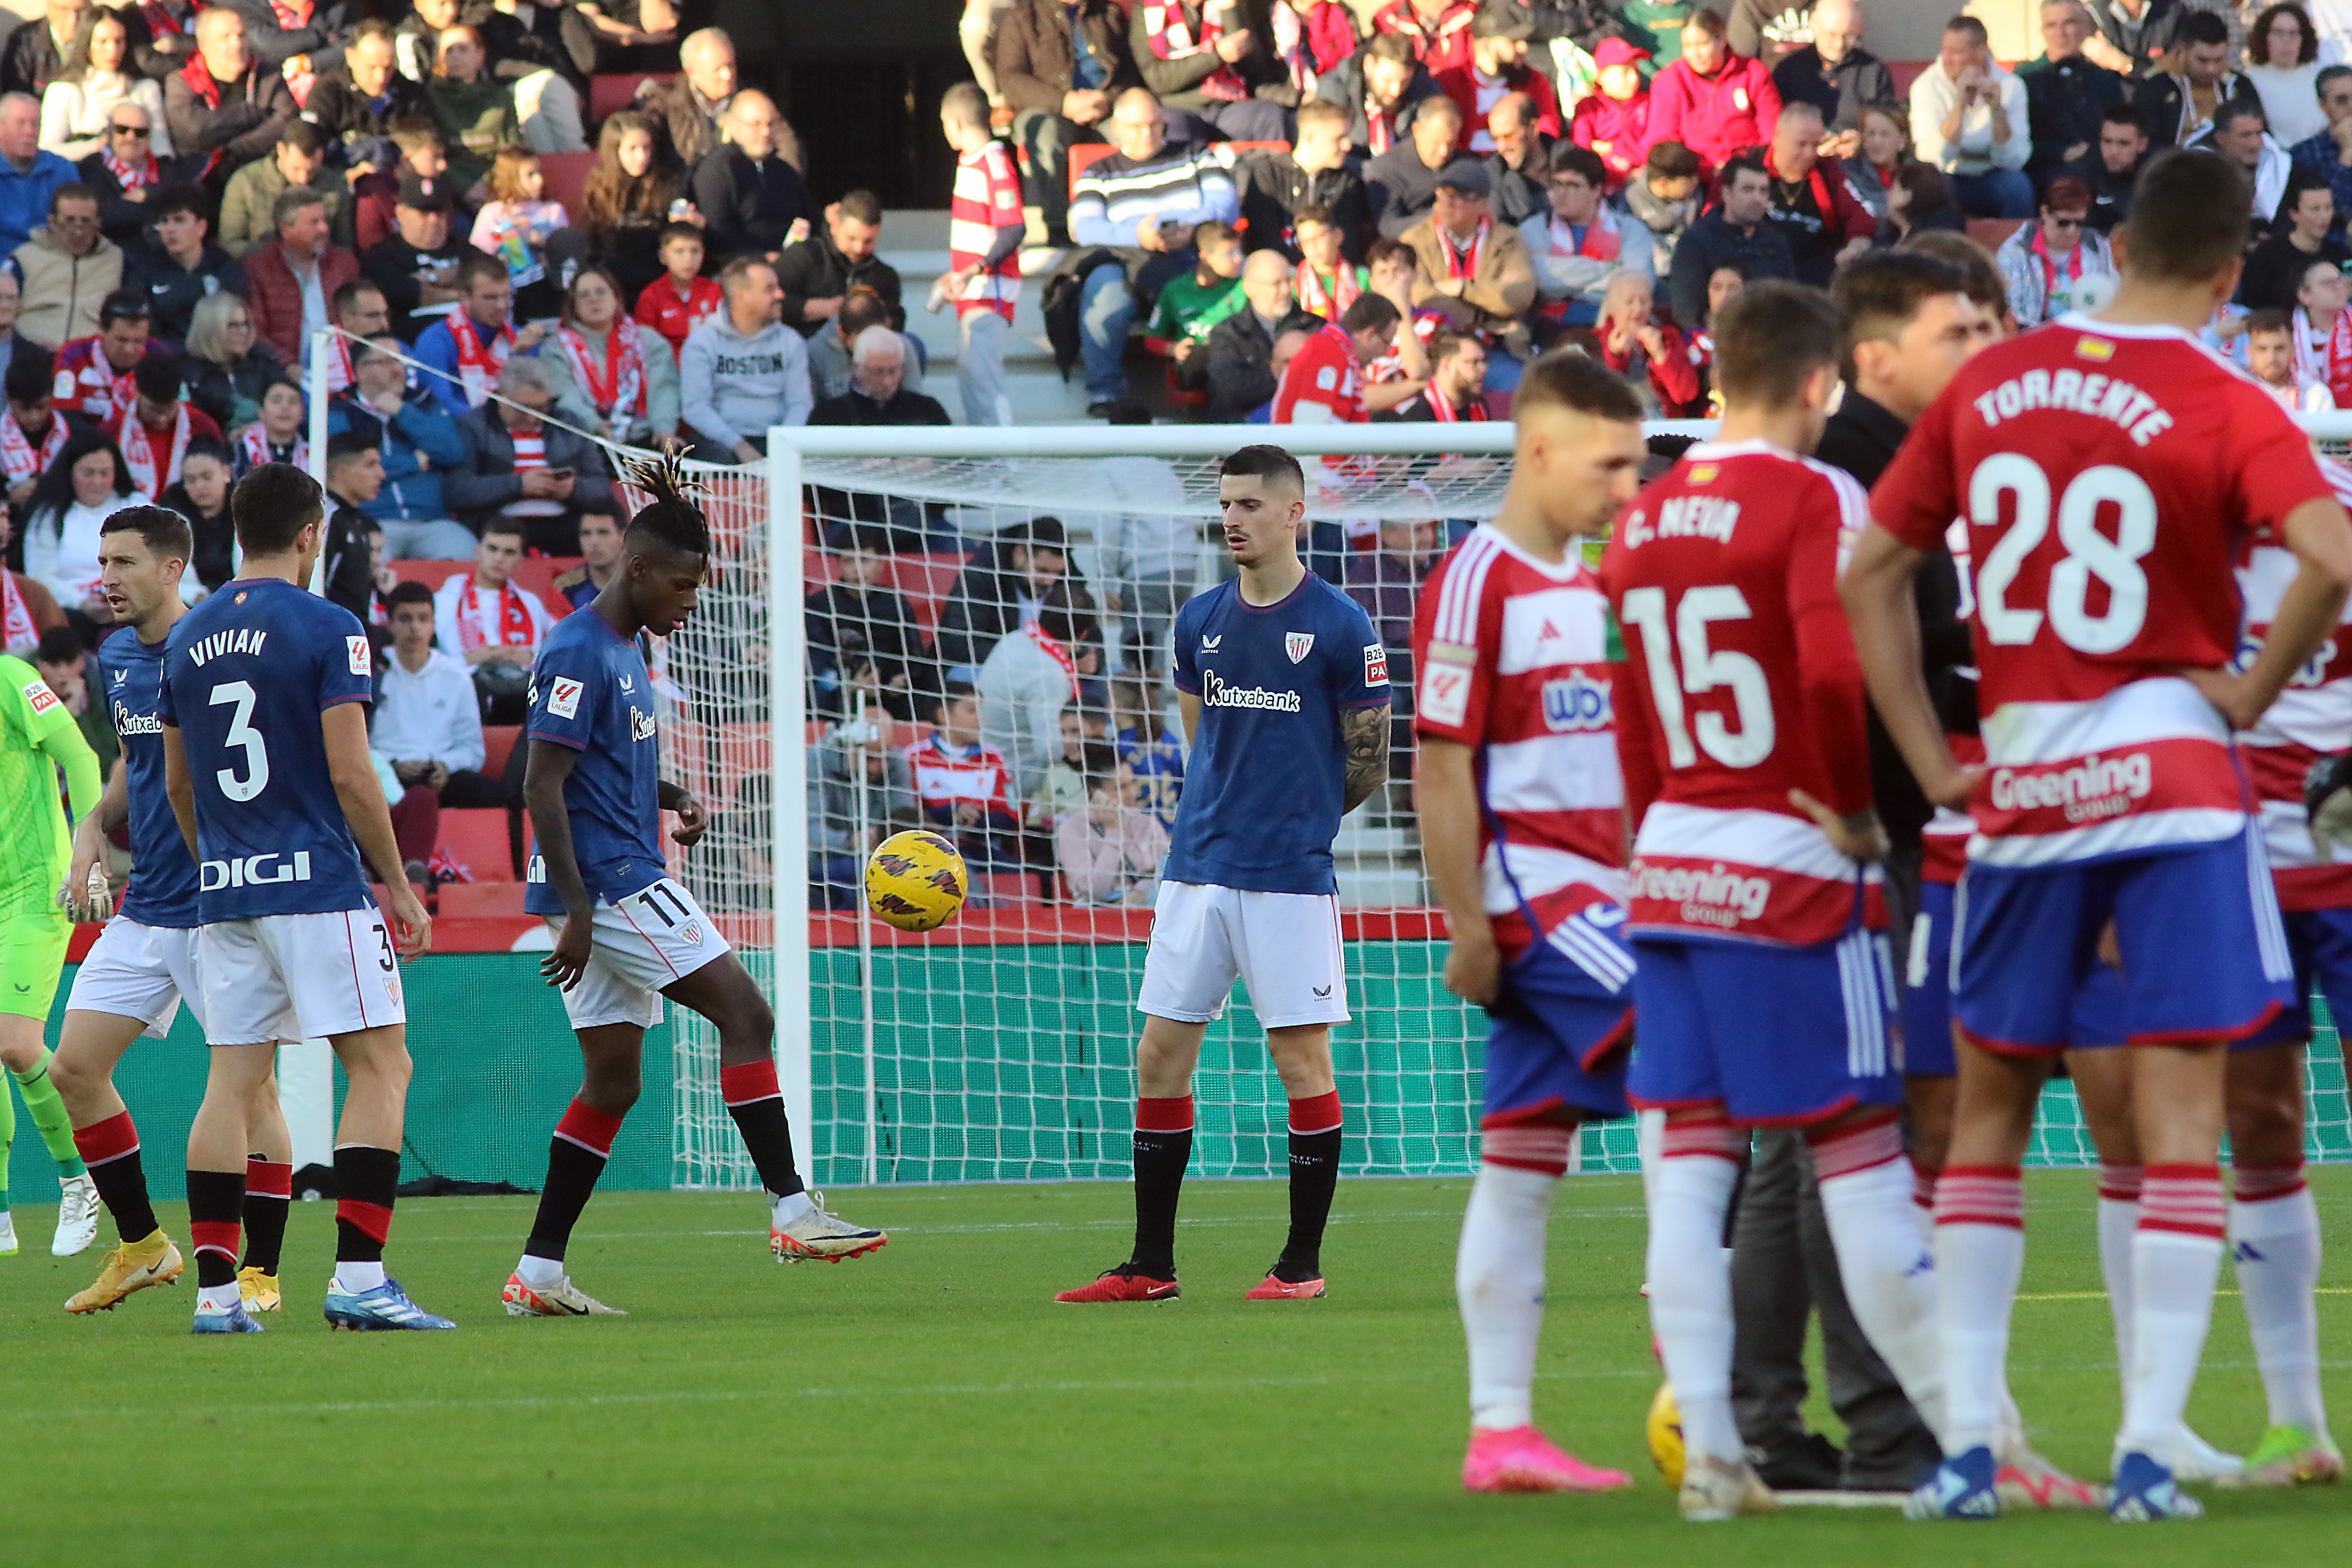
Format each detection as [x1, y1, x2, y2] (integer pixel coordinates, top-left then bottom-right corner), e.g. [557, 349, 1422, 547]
[536, 151, 594, 218]
[1966, 217, 2026, 251]
[591, 72, 669, 123]
[885, 719, 934, 752]
[709, 722, 772, 812]
[882, 553, 966, 639]
[480, 725, 521, 777]
[435, 809, 515, 882]
[665, 714, 717, 809]
[1067, 142, 1116, 199]
[438, 882, 526, 918]
[981, 872, 1038, 908]
[1889, 60, 1929, 97]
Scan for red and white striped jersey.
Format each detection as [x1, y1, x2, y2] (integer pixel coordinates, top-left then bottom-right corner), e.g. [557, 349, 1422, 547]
[1599, 440, 1881, 946]
[1273, 324, 1363, 424]
[1920, 734, 1982, 884]
[948, 141, 1023, 320]
[905, 735, 1014, 820]
[1411, 524, 1625, 956]
[2235, 459, 2352, 909]
[1873, 316, 2333, 869]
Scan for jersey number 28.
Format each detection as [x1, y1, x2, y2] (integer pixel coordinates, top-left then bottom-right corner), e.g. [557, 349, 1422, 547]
[1969, 454, 2155, 655]
[1618, 584, 1775, 768]
[208, 680, 270, 802]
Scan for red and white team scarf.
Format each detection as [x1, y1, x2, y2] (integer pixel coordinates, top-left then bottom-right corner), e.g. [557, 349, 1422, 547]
[100, 146, 161, 192]
[1026, 622, 1080, 702]
[55, 342, 139, 422]
[0, 407, 67, 481]
[1270, 0, 1355, 94]
[1423, 379, 1486, 421]
[2296, 305, 2332, 385]
[320, 333, 355, 394]
[2032, 229, 2086, 301]
[1363, 97, 1396, 154]
[1439, 219, 1488, 284]
[0, 571, 37, 651]
[447, 310, 514, 408]
[1141, 2, 1248, 102]
[556, 322, 648, 422]
[270, 0, 318, 106]
[1366, 309, 1442, 383]
[454, 578, 535, 651]
[177, 56, 232, 179]
[135, 1, 190, 39]
[111, 402, 193, 497]
[235, 425, 305, 472]
[1294, 262, 1361, 320]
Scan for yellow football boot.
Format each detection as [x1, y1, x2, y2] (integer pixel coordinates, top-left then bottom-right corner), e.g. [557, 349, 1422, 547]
[238, 1266, 283, 1312]
[64, 1230, 184, 1313]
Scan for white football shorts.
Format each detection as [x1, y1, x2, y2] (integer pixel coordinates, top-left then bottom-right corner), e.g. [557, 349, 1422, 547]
[1136, 880, 1350, 1029]
[550, 877, 731, 1031]
[197, 907, 407, 1045]
[66, 917, 206, 1038]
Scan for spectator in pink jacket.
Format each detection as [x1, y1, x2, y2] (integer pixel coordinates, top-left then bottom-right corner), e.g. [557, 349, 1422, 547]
[1569, 36, 1652, 191]
[1644, 8, 1781, 177]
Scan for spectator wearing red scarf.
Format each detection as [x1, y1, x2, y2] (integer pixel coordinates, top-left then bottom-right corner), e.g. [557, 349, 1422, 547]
[161, 8, 294, 190]
[1370, 0, 1480, 76]
[1644, 7, 1780, 176]
[1434, 14, 1558, 155]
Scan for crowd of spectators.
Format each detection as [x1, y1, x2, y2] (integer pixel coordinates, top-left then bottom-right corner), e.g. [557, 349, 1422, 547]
[931, 0, 2352, 423]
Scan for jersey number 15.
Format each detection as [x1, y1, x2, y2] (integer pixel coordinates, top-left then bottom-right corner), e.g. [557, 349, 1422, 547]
[1619, 584, 1775, 769]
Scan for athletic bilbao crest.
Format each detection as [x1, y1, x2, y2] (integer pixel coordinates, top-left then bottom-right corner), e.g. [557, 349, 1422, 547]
[1285, 631, 1314, 663]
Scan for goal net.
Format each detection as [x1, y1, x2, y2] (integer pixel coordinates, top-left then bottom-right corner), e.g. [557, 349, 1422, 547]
[657, 419, 2352, 1190]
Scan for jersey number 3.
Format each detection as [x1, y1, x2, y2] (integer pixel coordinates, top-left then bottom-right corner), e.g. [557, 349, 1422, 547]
[1970, 454, 2155, 655]
[208, 680, 271, 802]
[1618, 584, 1775, 769]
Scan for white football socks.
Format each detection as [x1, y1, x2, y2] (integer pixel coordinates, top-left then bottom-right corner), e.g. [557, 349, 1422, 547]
[2117, 1167, 2227, 1456]
[197, 1282, 241, 1312]
[1457, 1157, 1563, 1432]
[1814, 1138, 1946, 1436]
[2096, 1164, 2143, 1376]
[516, 1253, 565, 1290]
[1646, 1151, 1742, 1464]
[1932, 1167, 2027, 1456]
[335, 1260, 387, 1293]
[774, 1190, 816, 1226]
[2231, 1178, 2330, 1437]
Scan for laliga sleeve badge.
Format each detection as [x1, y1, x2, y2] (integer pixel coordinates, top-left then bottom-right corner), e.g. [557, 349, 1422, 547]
[548, 677, 584, 719]
[347, 635, 371, 675]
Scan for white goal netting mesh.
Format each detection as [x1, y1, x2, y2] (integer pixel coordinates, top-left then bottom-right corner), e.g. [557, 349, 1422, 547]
[653, 426, 2352, 1190]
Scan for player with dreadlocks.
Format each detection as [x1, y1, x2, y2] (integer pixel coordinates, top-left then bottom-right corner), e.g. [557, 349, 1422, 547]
[501, 453, 886, 1317]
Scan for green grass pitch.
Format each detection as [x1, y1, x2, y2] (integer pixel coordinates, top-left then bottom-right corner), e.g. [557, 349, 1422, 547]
[0, 1168, 2345, 1566]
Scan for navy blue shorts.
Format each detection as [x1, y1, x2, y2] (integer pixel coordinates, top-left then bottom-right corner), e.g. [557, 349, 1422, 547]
[1954, 830, 2295, 1054]
[2249, 906, 2352, 1048]
[1627, 929, 1902, 1128]
[1482, 909, 1633, 1125]
[1902, 880, 1960, 1078]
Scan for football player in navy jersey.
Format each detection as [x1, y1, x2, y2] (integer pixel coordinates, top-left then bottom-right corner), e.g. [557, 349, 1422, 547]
[505, 456, 883, 1319]
[53, 507, 300, 1317]
[1056, 445, 1394, 1305]
[160, 464, 450, 1335]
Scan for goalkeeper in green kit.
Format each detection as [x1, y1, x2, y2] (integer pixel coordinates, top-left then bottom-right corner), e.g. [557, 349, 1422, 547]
[0, 649, 103, 1257]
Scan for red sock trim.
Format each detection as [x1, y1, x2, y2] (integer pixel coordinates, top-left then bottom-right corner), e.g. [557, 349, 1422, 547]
[336, 1199, 394, 1245]
[189, 1220, 241, 1259]
[1287, 1091, 1342, 1136]
[1481, 1124, 1574, 1177]
[1934, 1164, 2024, 1229]
[555, 1099, 625, 1157]
[2232, 1161, 2308, 1202]
[1807, 1112, 1904, 1179]
[1910, 1160, 1937, 1211]
[2140, 1164, 2226, 1239]
[1136, 1094, 1194, 1134]
[719, 1060, 782, 1108]
[1661, 1115, 1743, 1162]
[73, 1110, 139, 1167]
[244, 1159, 293, 1201]
[2097, 1162, 2144, 1202]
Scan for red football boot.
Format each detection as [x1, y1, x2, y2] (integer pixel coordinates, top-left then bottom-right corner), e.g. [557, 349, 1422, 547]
[1054, 1265, 1180, 1303]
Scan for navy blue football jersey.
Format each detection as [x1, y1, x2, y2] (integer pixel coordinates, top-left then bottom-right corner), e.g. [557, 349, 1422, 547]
[523, 607, 664, 915]
[100, 624, 198, 929]
[158, 578, 375, 920]
[1166, 571, 1389, 894]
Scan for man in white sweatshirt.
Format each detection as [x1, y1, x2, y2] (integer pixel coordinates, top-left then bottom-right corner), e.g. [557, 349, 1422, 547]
[679, 253, 812, 464]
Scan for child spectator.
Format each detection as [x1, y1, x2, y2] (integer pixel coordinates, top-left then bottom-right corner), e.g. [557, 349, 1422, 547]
[470, 143, 566, 320]
[633, 220, 719, 359]
[906, 681, 1019, 869]
[231, 376, 307, 474]
[1056, 764, 1169, 906]
[1292, 204, 1367, 320]
[1148, 218, 1246, 365]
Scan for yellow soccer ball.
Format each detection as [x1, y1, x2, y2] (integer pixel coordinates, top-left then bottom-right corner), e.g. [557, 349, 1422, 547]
[864, 830, 969, 932]
[1646, 1380, 1686, 1488]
